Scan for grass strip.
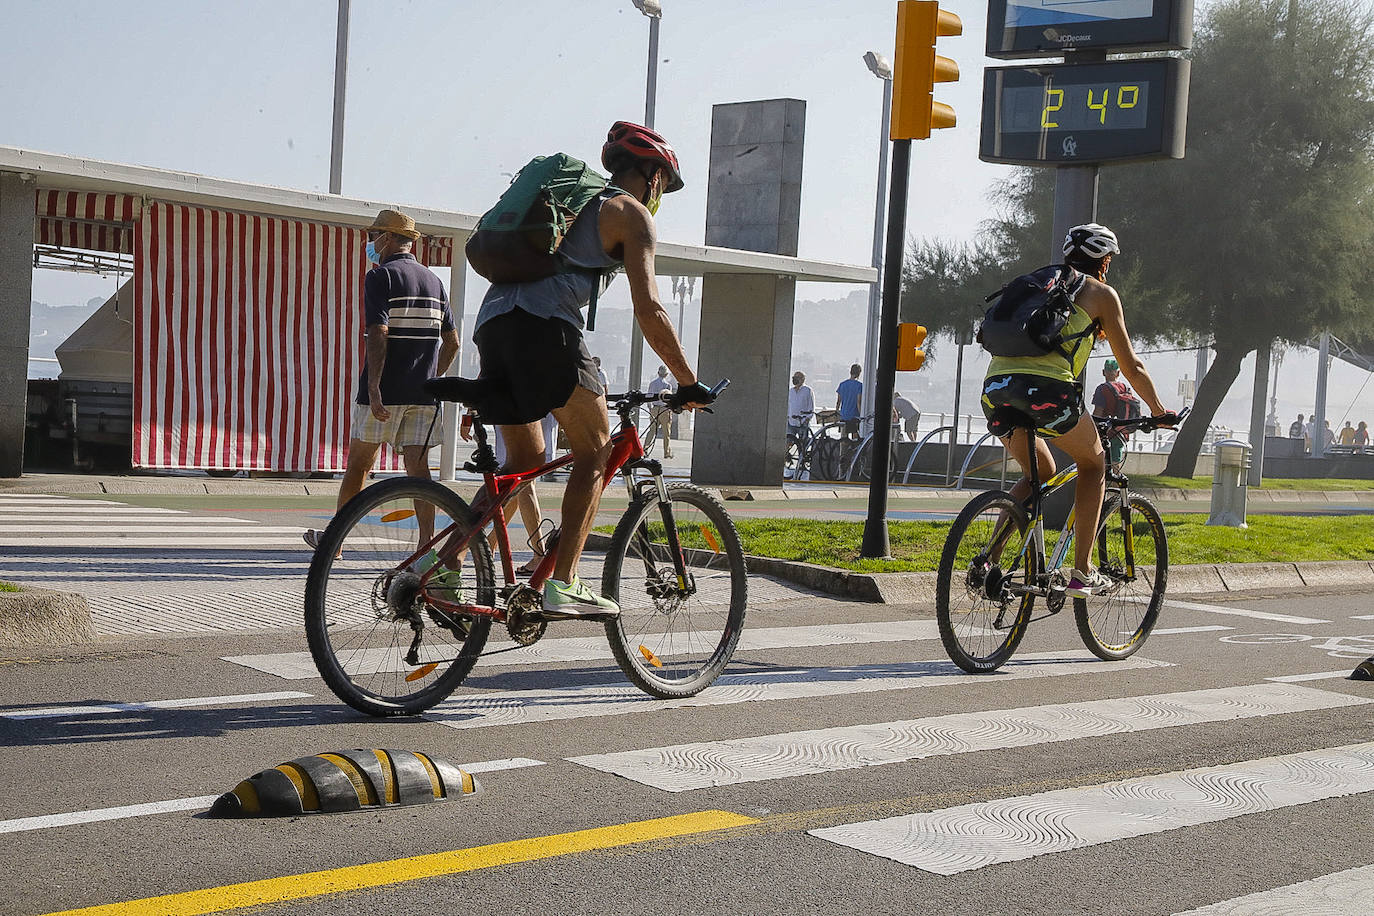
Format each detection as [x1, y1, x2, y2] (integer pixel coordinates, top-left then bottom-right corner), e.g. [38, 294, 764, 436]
[728, 514, 1374, 573]
[1133, 474, 1374, 491]
[0, 581, 21, 593]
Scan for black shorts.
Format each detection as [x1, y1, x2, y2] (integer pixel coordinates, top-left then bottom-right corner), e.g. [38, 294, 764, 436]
[474, 309, 602, 425]
[981, 374, 1083, 438]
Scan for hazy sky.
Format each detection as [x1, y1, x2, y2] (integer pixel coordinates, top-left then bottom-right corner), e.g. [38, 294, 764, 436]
[8, 0, 1374, 436]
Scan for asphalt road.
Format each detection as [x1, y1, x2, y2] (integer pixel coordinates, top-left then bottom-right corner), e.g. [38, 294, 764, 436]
[2, 491, 1373, 916]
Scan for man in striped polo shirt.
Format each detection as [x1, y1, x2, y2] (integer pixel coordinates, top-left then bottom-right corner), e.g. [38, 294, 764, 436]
[304, 208, 459, 549]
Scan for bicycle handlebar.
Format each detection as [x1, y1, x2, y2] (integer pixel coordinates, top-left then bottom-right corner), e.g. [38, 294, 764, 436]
[1096, 406, 1191, 436]
[609, 378, 730, 414]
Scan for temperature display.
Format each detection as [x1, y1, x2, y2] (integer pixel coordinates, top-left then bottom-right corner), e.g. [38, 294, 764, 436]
[980, 58, 1189, 165]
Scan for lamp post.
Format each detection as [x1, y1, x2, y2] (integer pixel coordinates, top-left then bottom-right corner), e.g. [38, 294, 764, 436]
[627, 0, 663, 392]
[328, 0, 350, 194]
[860, 51, 893, 438]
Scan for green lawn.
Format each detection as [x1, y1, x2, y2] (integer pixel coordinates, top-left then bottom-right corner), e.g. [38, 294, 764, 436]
[728, 514, 1374, 573]
[0, 581, 21, 593]
[1134, 474, 1374, 491]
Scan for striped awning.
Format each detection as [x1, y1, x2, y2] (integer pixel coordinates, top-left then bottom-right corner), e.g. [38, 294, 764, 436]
[133, 201, 414, 472]
[36, 190, 139, 254]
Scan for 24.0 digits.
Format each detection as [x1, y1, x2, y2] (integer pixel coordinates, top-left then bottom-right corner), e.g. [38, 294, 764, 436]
[1041, 85, 1140, 129]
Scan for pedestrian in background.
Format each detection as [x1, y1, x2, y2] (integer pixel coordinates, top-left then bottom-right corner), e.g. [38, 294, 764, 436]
[892, 390, 920, 441]
[305, 209, 459, 549]
[788, 371, 815, 439]
[646, 365, 674, 458]
[836, 364, 863, 439]
[1340, 420, 1356, 446]
[1355, 420, 1370, 450]
[592, 356, 609, 395]
[1289, 413, 1305, 439]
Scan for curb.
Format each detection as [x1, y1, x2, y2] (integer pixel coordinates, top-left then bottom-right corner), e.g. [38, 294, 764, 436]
[0, 586, 95, 648]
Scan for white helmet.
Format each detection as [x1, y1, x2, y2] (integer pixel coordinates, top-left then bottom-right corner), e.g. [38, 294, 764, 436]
[1063, 223, 1120, 260]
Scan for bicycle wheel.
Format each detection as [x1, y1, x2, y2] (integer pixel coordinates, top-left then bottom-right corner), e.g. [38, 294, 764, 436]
[1074, 492, 1167, 660]
[847, 437, 900, 483]
[305, 477, 493, 716]
[936, 490, 1036, 673]
[602, 483, 747, 698]
[784, 435, 802, 480]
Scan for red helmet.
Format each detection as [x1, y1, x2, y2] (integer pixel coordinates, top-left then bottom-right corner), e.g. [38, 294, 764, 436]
[601, 121, 684, 193]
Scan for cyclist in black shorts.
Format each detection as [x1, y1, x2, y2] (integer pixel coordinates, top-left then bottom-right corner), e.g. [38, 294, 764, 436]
[471, 122, 714, 617]
[980, 223, 1177, 597]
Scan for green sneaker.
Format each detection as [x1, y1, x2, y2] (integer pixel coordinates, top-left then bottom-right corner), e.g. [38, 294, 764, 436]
[541, 576, 619, 620]
[414, 550, 463, 603]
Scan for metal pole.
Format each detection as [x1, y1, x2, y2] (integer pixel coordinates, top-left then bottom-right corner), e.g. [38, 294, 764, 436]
[328, 0, 350, 195]
[1050, 165, 1099, 263]
[861, 139, 912, 558]
[1312, 331, 1331, 458]
[1248, 339, 1270, 487]
[627, 13, 659, 394]
[861, 76, 893, 438]
[946, 340, 965, 485]
[439, 248, 468, 481]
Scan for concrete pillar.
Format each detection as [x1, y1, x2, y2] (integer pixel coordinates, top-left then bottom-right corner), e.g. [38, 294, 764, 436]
[693, 98, 804, 486]
[0, 172, 36, 478]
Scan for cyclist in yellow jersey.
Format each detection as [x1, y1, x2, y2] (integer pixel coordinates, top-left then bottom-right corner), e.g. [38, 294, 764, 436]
[981, 223, 1178, 597]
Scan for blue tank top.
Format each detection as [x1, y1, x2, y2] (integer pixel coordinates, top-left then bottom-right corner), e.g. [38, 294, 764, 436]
[474, 188, 627, 334]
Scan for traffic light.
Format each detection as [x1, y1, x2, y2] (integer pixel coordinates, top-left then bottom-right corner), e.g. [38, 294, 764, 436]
[896, 323, 928, 371]
[891, 0, 962, 141]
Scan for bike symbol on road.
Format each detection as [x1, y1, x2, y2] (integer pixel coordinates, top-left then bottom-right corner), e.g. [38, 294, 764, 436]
[1220, 632, 1374, 659]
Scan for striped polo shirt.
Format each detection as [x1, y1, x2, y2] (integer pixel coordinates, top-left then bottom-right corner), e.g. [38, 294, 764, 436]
[355, 252, 455, 405]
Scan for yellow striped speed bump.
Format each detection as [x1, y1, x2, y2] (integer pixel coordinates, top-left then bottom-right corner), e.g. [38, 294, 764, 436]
[209, 749, 478, 817]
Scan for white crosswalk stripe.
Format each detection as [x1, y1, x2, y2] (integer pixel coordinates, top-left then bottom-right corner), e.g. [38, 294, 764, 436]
[0, 493, 298, 549]
[1172, 864, 1374, 914]
[809, 742, 1374, 875]
[567, 683, 1371, 791]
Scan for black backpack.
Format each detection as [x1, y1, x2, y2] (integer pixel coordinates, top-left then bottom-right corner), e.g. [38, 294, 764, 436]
[977, 264, 1095, 359]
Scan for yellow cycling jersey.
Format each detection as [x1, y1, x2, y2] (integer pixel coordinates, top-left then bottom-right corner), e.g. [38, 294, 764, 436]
[985, 299, 1096, 385]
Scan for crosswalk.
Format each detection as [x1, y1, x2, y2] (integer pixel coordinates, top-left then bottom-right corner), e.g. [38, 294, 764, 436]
[5, 491, 1374, 911]
[0, 493, 304, 548]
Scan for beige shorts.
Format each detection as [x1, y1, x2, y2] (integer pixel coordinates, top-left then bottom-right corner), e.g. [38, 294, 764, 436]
[350, 403, 440, 449]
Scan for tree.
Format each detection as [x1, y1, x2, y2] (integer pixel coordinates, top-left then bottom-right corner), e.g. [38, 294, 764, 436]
[907, 0, 1374, 476]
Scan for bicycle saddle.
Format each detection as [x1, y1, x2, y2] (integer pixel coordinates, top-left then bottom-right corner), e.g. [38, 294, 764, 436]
[423, 376, 514, 420]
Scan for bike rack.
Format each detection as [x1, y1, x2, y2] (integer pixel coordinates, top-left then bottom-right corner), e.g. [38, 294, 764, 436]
[899, 426, 953, 485]
[956, 430, 1004, 489]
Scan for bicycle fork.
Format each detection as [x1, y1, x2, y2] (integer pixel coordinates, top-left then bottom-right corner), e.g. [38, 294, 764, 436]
[624, 465, 694, 600]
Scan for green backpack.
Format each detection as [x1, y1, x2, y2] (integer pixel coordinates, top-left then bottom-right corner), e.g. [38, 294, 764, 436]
[465, 153, 612, 329]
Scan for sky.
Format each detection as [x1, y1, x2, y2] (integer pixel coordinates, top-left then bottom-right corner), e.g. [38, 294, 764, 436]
[7, 0, 1374, 438]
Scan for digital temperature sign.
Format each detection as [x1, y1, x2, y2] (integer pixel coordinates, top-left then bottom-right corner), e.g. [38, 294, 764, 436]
[980, 58, 1189, 165]
[986, 0, 1193, 58]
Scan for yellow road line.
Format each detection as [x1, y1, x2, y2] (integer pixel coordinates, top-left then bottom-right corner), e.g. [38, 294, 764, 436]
[43, 810, 756, 916]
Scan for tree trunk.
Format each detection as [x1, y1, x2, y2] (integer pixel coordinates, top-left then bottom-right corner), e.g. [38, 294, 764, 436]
[1162, 342, 1252, 478]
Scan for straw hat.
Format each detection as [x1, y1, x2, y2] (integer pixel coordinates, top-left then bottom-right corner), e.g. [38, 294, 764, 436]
[367, 208, 420, 240]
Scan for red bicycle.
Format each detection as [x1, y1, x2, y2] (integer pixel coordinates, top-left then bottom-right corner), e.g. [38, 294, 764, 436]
[304, 379, 746, 716]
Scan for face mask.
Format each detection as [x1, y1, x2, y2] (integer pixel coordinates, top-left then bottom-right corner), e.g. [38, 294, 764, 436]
[646, 188, 663, 216]
[365, 240, 380, 264]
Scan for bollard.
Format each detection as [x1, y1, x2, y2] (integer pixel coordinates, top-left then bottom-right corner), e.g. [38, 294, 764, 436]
[1207, 438, 1251, 528]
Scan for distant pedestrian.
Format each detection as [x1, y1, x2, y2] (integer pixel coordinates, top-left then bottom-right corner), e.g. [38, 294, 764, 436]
[1091, 358, 1139, 466]
[1355, 421, 1370, 449]
[787, 371, 815, 439]
[836, 363, 863, 439]
[646, 365, 674, 458]
[592, 356, 609, 395]
[1304, 416, 1316, 453]
[304, 209, 459, 550]
[1340, 420, 1356, 446]
[1323, 419, 1336, 450]
[1289, 413, 1305, 438]
[892, 391, 920, 440]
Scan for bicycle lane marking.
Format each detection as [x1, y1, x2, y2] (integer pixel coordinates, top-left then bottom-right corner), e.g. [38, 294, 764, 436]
[1173, 863, 1374, 915]
[567, 683, 1372, 792]
[1123, 596, 1330, 625]
[35, 810, 758, 916]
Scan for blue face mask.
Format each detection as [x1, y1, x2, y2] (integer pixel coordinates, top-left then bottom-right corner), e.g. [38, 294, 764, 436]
[365, 240, 380, 264]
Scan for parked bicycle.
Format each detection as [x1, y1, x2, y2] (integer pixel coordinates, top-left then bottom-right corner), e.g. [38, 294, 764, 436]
[304, 379, 746, 716]
[935, 408, 1188, 673]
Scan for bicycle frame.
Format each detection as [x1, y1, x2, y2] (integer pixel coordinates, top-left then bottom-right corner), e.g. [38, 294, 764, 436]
[396, 400, 690, 624]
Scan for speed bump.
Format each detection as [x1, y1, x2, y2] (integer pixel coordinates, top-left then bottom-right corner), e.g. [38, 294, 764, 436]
[209, 749, 479, 817]
[1351, 657, 1374, 681]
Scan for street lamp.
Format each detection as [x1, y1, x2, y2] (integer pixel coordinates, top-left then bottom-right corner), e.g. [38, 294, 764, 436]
[860, 51, 894, 438]
[627, 0, 663, 389]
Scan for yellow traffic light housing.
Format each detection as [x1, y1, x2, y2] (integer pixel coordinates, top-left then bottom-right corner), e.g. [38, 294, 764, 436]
[896, 323, 928, 371]
[891, 0, 962, 140]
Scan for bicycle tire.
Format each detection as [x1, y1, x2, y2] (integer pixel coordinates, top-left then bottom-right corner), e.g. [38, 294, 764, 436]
[936, 490, 1036, 673]
[602, 483, 747, 698]
[784, 435, 803, 480]
[305, 477, 493, 716]
[1074, 492, 1167, 660]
